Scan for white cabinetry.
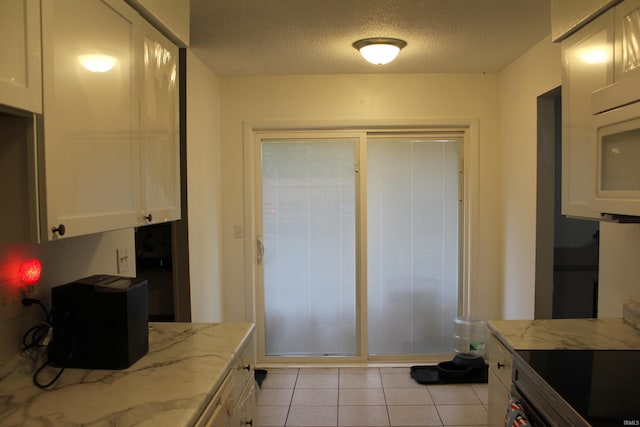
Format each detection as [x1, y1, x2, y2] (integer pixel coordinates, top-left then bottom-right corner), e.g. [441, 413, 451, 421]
[486, 333, 513, 427]
[614, 0, 640, 81]
[40, 0, 180, 241]
[195, 331, 256, 427]
[126, 0, 190, 46]
[139, 19, 181, 226]
[0, 0, 42, 113]
[561, 9, 615, 219]
[551, 0, 620, 42]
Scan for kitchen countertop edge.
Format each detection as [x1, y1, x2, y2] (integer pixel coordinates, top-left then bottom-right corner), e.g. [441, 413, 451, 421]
[487, 317, 640, 351]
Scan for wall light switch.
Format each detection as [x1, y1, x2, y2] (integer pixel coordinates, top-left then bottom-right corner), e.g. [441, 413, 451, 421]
[116, 248, 129, 274]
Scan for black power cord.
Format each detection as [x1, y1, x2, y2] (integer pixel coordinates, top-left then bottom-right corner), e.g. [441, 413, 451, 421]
[21, 298, 72, 390]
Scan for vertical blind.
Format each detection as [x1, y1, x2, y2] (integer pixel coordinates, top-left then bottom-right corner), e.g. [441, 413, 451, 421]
[262, 139, 357, 356]
[367, 137, 459, 354]
[260, 134, 460, 357]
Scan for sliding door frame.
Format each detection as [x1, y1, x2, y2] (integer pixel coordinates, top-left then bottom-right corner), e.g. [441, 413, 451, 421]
[243, 119, 479, 365]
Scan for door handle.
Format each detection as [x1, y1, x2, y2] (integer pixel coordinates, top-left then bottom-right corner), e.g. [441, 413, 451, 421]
[257, 236, 265, 264]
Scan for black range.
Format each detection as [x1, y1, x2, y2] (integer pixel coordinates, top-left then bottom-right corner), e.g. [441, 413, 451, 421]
[512, 349, 640, 426]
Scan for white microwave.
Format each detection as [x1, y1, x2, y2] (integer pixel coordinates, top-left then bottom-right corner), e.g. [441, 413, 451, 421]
[591, 74, 640, 219]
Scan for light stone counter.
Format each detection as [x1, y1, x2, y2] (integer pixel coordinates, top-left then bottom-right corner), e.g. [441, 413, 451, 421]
[488, 318, 640, 351]
[0, 322, 254, 427]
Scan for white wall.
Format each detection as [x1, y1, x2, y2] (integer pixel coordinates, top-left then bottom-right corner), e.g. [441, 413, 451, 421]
[0, 228, 134, 364]
[219, 73, 503, 323]
[498, 36, 562, 319]
[186, 50, 224, 322]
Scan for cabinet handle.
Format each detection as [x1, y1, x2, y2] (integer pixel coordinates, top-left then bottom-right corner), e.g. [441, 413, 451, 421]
[144, 214, 153, 222]
[52, 224, 66, 236]
[243, 364, 251, 371]
[242, 420, 253, 426]
[496, 362, 505, 369]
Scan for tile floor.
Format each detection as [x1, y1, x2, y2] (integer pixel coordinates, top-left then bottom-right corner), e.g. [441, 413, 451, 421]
[256, 367, 488, 427]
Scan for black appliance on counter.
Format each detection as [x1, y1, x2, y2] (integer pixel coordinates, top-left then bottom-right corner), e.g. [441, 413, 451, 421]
[512, 349, 640, 426]
[49, 275, 149, 370]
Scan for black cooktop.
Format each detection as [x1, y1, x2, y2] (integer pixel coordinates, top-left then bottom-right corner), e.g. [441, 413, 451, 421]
[516, 350, 640, 427]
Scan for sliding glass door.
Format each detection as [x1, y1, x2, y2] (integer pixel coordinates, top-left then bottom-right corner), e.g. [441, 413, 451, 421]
[260, 136, 358, 356]
[367, 137, 460, 355]
[257, 131, 461, 360]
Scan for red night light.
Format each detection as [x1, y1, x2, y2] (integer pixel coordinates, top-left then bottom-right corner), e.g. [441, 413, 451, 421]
[19, 258, 42, 285]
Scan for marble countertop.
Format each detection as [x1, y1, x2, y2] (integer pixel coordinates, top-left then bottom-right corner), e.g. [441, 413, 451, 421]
[488, 318, 640, 351]
[0, 322, 254, 427]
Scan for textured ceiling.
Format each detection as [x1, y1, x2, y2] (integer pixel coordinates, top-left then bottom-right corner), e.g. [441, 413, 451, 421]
[189, 0, 551, 76]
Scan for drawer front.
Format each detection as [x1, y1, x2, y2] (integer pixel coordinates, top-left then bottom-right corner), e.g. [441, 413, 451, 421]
[487, 333, 513, 387]
[229, 377, 257, 427]
[232, 340, 254, 401]
[487, 369, 510, 427]
[194, 370, 234, 427]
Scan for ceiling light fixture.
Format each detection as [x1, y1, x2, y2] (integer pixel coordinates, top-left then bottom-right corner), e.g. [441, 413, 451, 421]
[352, 37, 407, 65]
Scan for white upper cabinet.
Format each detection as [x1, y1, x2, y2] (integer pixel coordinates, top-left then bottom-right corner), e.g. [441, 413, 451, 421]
[139, 20, 181, 224]
[40, 0, 180, 241]
[551, 0, 621, 42]
[126, 0, 190, 46]
[0, 0, 42, 113]
[561, 9, 615, 219]
[615, 0, 640, 81]
[41, 0, 140, 240]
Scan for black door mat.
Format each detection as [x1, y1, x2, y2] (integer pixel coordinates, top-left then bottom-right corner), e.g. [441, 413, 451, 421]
[410, 365, 488, 385]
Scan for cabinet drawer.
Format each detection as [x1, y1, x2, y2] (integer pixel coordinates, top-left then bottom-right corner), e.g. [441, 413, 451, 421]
[232, 340, 253, 401]
[486, 333, 513, 387]
[194, 370, 234, 427]
[487, 368, 510, 427]
[229, 376, 257, 427]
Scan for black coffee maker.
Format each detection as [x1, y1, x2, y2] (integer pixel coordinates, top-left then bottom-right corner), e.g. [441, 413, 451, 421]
[48, 275, 149, 370]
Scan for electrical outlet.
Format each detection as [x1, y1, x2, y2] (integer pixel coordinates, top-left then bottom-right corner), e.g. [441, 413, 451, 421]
[116, 248, 129, 274]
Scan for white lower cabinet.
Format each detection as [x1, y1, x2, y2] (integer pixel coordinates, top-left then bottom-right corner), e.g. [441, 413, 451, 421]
[486, 333, 513, 427]
[195, 332, 257, 427]
[196, 371, 234, 427]
[229, 379, 257, 427]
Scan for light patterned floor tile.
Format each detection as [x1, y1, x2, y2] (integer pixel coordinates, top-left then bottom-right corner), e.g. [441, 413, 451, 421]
[387, 405, 442, 426]
[286, 406, 338, 426]
[256, 367, 489, 427]
[339, 388, 386, 406]
[338, 405, 390, 426]
[291, 388, 339, 406]
[384, 387, 434, 405]
[380, 372, 424, 389]
[436, 404, 487, 426]
[296, 372, 339, 389]
[428, 385, 481, 405]
[262, 373, 299, 389]
[258, 388, 294, 406]
[471, 384, 488, 406]
[258, 405, 289, 427]
[340, 371, 383, 388]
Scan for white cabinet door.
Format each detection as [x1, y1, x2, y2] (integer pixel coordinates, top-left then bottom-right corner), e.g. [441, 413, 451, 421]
[125, 0, 190, 46]
[615, 0, 640, 81]
[0, 0, 42, 113]
[41, 0, 141, 240]
[487, 369, 509, 427]
[561, 9, 615, 219]
[139, 20, 181, 225]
